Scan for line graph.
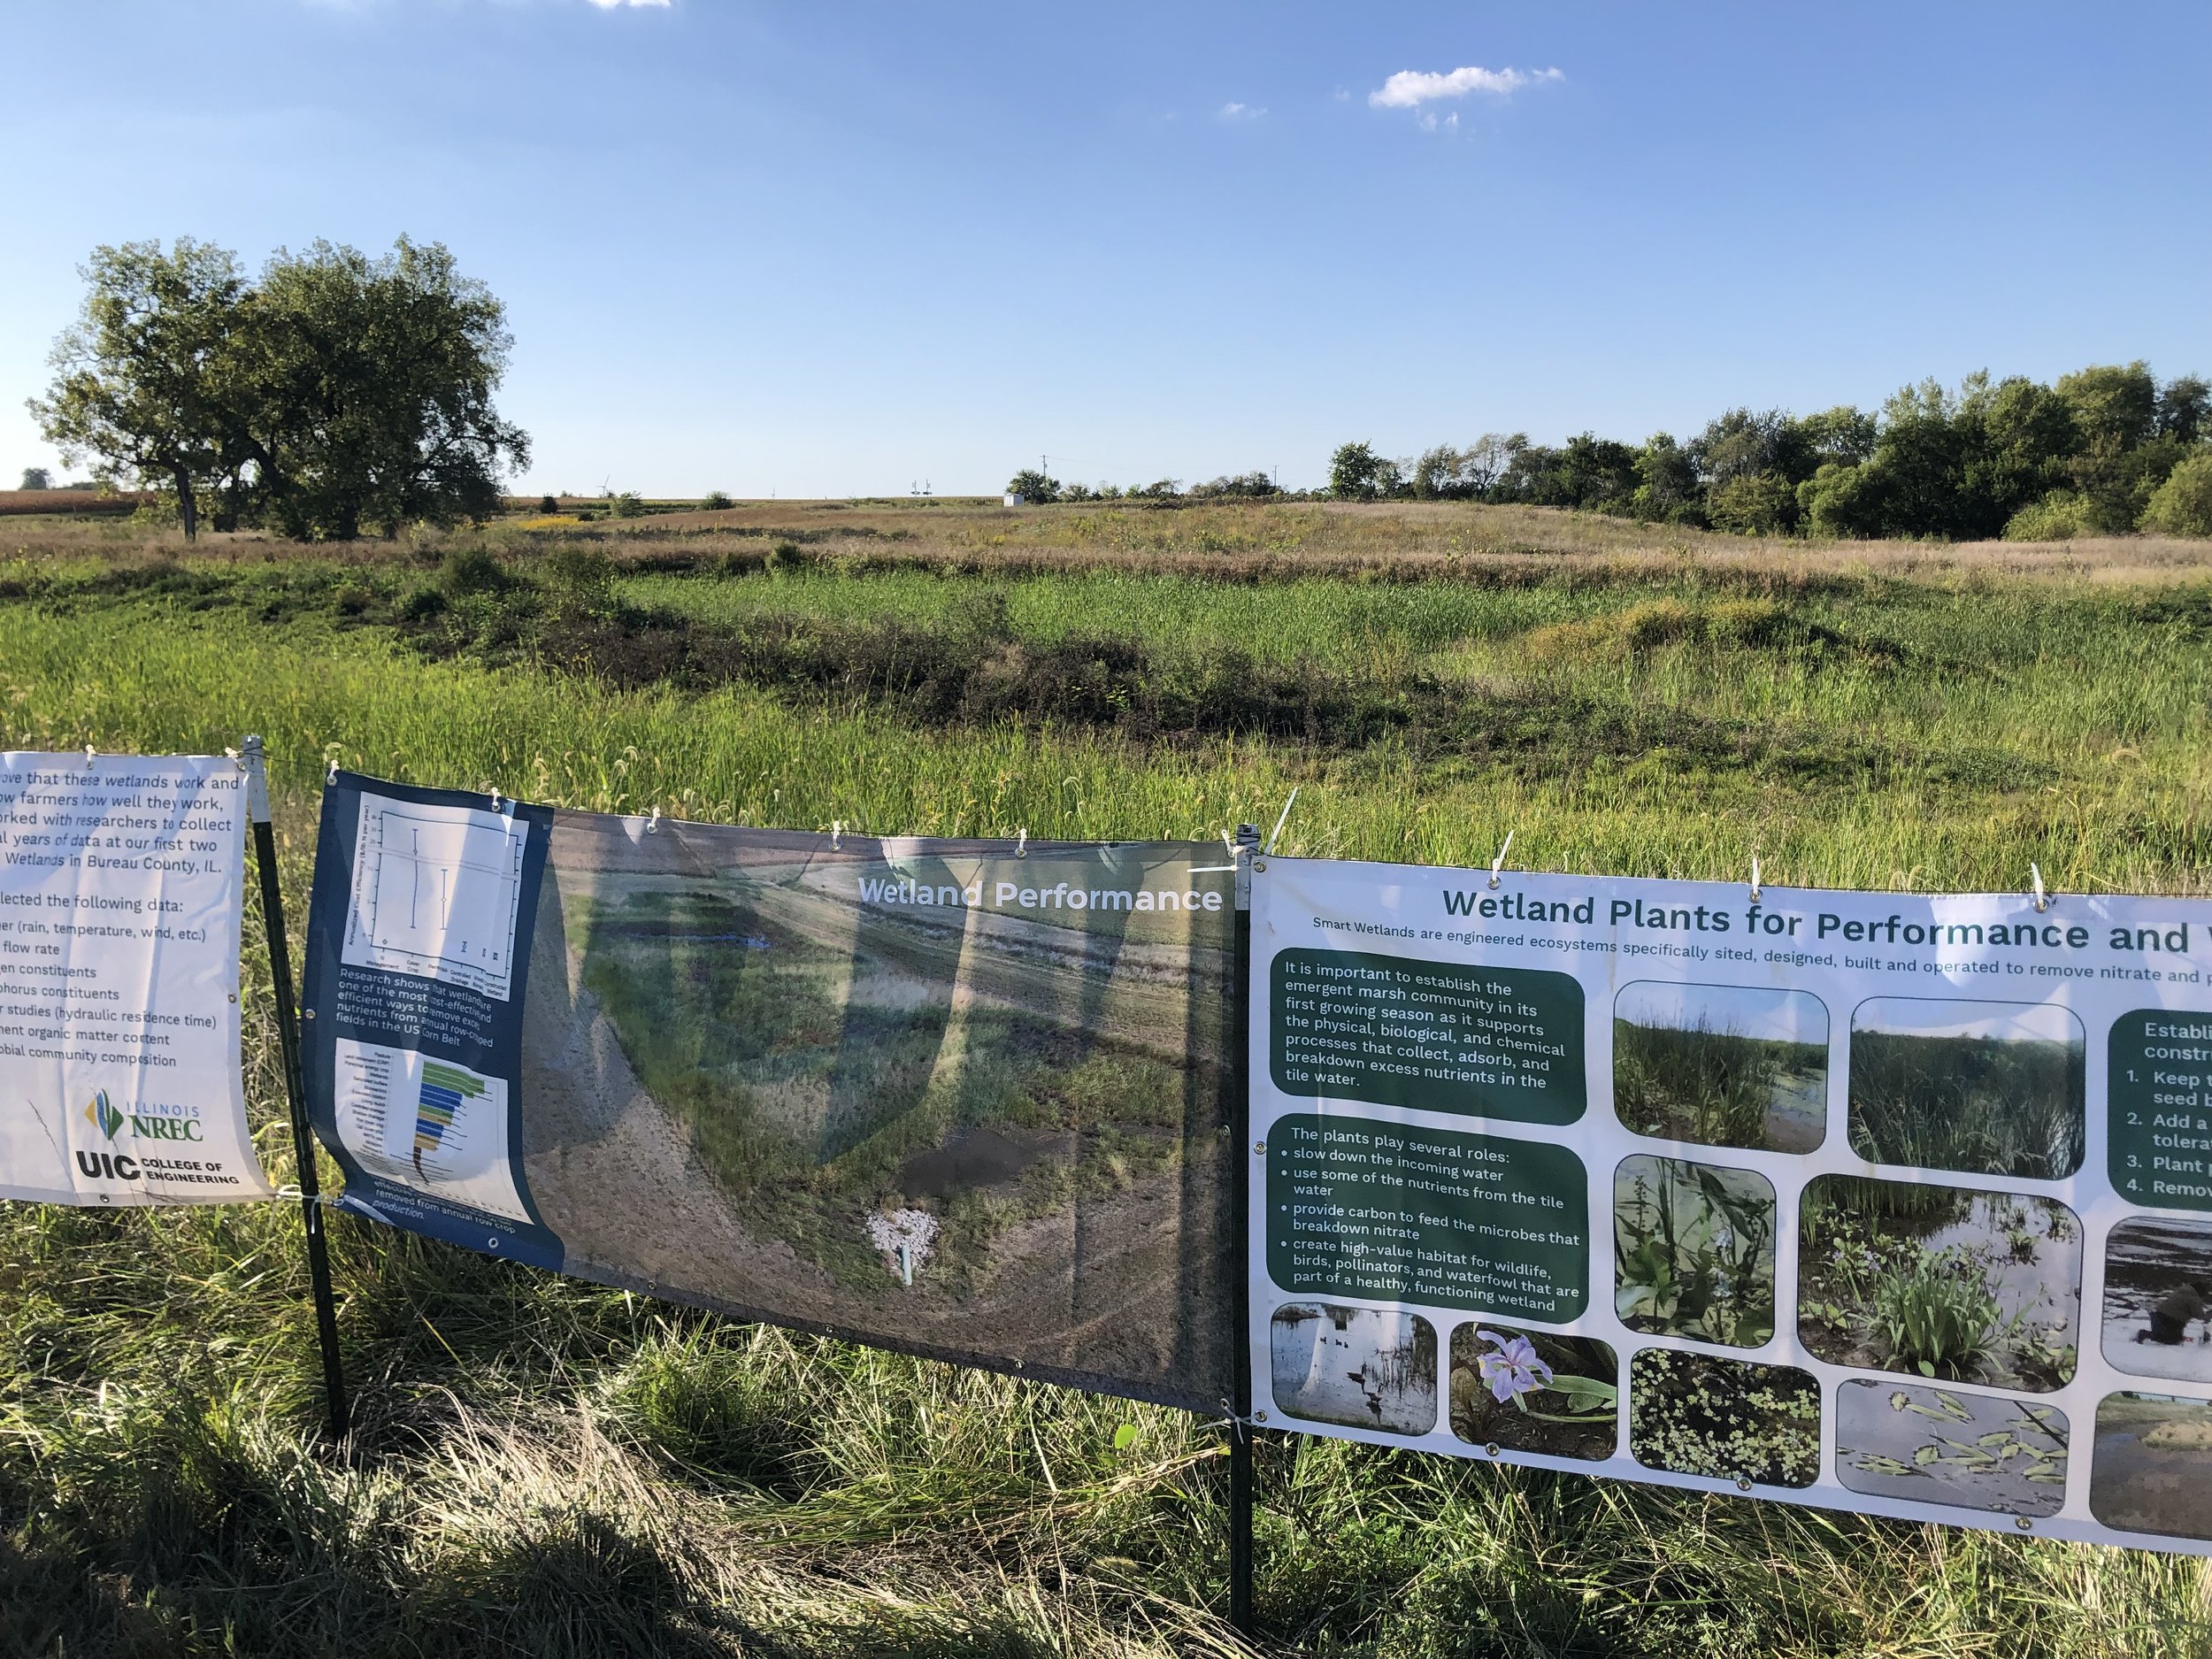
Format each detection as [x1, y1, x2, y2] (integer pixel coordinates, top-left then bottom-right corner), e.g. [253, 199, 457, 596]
[342, 797, 528, 1000]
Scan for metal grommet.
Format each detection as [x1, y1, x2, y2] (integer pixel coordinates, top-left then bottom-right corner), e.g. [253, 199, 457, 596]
[1254, 860, 1266, 872]
[1253, 1141, 1267, 1154]
[2016, 1517, 2033, 1532]
[1254, 1410, 1267, 1423]
[1485, 1441, 1500, 1457]
[1735, 1477, 1752, 1493]
[303, 1008, 316, 1019]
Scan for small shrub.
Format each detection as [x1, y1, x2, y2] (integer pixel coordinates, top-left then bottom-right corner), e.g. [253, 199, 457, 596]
[764, 540, 811, 573]
[608, 492, 645, 519]
[702, 490, 733, 511]
[538, 494, 558, 514]
[439, 546, 511, 596]
[398, 584, 449, 620]
[2141, 450, 2212, 537]
[1707, 472, 1798, 536]
[546, 546, 618, 615]
[2003, 490, 2094, 541]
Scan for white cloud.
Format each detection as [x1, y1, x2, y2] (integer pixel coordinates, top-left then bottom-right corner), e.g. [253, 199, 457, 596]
[1369, 65, 1562, 109]
[1218, 101, 1265, 120]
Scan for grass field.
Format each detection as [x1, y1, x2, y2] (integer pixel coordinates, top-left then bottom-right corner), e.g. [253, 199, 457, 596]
[5, 499, 2212, 1655]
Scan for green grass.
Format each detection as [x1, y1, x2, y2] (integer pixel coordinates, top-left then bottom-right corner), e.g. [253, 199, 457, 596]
[1848, 1031, 2089, 1179]
[4, 512, 2212, 1655]
[1611, 1018, 1824, 1150]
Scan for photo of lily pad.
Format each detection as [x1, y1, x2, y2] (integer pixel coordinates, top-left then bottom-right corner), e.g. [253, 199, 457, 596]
[1847, 996, 2085, 1179]
[1448, 1323, 1618, 1461]
[1615, 1156, 1778, 1348]
[1628, 1348, 1820, 1487]
[2090, 1393, 2212, 1540]
[1271, 1302, 1437, 1435]
[1836, 1381, 2067, 1517]
[2102, 1217, 2212, 1385]
[1612, 981, 1828, 1153]
[1798, 1175, 2080, 1392]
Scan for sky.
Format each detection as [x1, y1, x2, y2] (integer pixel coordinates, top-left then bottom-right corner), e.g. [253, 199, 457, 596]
[5, 1, 2208, 497]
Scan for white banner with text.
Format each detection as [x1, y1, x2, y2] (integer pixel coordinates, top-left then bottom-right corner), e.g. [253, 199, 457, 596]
[0, 752, 269, 1205]
[1248, 856, 2212, 1554]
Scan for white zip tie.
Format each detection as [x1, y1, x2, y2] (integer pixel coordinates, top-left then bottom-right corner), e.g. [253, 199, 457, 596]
[1016, 827, 1028, 857]
[1487, 829, 1516, 890]
[84, 743, 96, 767]
[326, 757, 339, 783]
[489, 787, 502, 812]
[1749, 855, 1763, 905]
[646, 806, 661, 833]
[2031, 862, 2049, 912]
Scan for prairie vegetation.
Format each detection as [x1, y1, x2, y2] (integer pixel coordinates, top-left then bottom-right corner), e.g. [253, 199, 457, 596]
[1611, 987, 1828, 1154]
[4, 499, 2212, 1655]
[1847, 1010, 2088, 1179]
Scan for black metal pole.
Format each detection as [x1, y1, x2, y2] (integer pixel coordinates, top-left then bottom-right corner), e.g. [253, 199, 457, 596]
[242, 735, 349, 1440]
[1229, 822, 1260, 1639]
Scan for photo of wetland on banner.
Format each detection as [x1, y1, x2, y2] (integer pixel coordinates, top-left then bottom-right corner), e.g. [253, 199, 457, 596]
[518, 811, 1237, 1408]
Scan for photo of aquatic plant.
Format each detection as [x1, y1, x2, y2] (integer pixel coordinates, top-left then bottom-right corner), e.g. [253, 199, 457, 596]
[1847, 997, 2085, 1179]
[1614, 1156, 1778, 1348]
[1798, 1175, 2081, 1390]
[1447, 1323, 1618, 1462]
[1271, 1302, 1438, 1435]
[1612, 981, 1828, 1153]
[1836, 1381, 2068, 1517]
[1628, 1348, 1821, 1487]
[2090, 1393, 2212, 1540]
[2102, 1217, 2212, 1385]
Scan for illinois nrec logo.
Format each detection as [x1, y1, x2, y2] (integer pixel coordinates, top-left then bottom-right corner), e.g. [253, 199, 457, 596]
[78, 1088, 142, 1182]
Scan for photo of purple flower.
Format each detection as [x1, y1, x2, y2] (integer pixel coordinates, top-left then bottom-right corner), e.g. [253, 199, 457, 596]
[1476, 1330, 1555, 1403]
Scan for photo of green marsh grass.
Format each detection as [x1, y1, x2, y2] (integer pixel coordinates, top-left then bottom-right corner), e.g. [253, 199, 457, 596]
[1847, 996, 2086, 1179]
[1612, 980, 1828, 1152]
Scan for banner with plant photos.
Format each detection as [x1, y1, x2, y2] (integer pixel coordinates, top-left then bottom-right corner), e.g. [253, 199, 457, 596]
[1248, 855, 2212, 1554]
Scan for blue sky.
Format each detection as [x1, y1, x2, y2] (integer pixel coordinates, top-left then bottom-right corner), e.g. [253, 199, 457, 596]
[6, 1, 2208, 496]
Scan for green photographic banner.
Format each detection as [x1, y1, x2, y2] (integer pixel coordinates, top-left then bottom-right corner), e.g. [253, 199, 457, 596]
[1248, 855, 2212, 1555]
[305, 785, 1238, 1411]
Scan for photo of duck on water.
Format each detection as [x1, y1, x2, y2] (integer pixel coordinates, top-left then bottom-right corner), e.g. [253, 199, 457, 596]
[2105, 1218, 2212, 1385]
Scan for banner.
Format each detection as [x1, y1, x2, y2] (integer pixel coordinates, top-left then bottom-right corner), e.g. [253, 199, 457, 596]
[1248, 856, 2212, 1554]
[0, 751, 270, 1205]
[303, 773, 1236, 1409]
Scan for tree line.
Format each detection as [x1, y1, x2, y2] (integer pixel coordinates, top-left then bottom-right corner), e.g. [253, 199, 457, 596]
[30, 238, 527, 540]
[1325, 364, 2212, 539]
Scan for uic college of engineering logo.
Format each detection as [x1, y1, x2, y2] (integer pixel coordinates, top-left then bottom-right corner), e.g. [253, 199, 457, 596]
[76, 1089, 142, 1181]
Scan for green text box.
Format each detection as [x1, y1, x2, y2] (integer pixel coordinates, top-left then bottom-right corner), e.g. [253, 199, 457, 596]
[1265, 1111, 1588, 1321]
[2109, 1010, 2212, 1212]
[1271, 949, 1586, 1125]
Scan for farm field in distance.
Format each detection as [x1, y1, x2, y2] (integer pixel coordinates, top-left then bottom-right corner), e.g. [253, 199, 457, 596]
[4, 495, 2212, 1656]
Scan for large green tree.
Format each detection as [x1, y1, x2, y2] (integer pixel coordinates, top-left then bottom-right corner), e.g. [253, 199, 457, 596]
[28, 239, 248, 540]
[238, 239, 529, 539]
[32, 235, 527, 541]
